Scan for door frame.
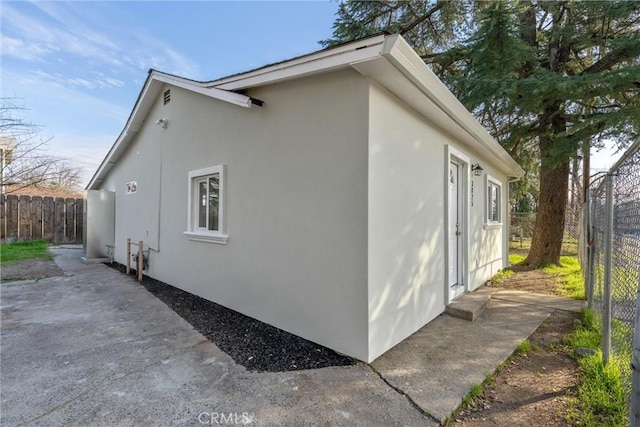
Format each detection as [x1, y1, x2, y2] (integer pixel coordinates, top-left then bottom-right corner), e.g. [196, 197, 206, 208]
[445, 145, 470, 304]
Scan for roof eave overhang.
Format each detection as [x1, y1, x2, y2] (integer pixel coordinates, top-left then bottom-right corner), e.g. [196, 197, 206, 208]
[88, 34, 523, 190]
[211, 35, 389, 91]
[375, 35, 524, 177]
[213, 34, 523, 178]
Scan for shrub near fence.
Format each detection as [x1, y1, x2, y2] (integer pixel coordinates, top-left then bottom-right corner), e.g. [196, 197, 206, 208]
[0, 194, 84, 244]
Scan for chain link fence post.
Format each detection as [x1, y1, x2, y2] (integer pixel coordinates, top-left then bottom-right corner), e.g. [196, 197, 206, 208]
[585, 189, 594, 308]
[603, 174, 614, 365]
[632, 268, 640, 426]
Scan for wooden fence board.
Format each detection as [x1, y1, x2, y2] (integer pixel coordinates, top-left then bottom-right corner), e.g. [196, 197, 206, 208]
[0, 194, 5, 239]
[31, 196, 43, 239]
[54, 197, 65, 244]
[65, 198, 75, 243]
[6, 195, 18, 240]
[19, 195, 32, 239]
[76, 199, 84, 245]
[2, 195, 84, 243]
[42, 197, 54, 241]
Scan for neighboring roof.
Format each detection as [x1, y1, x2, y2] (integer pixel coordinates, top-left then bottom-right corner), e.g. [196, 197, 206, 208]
[87, 34, 523, 190]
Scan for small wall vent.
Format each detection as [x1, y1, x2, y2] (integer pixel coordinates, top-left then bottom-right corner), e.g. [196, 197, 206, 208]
[163, 89, 171, 105]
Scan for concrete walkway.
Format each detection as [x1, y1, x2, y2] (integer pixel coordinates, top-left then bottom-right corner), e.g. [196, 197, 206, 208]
[1, 247, 585, 426]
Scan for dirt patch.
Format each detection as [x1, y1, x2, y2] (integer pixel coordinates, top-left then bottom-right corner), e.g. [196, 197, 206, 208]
[450, 309, 580, 426]
[450, 264, 583, 426]
[488, 269, 565, 297]
[1, 258, 64, 282]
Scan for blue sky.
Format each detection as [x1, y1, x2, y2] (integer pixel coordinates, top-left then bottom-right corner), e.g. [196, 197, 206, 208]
[1, 0, 342, 186]
[1, 1, 620, 187]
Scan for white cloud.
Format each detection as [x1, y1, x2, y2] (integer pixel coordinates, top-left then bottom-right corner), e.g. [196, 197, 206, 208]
[2, 69, 130, 123]
[67, 78, 95, 90]
[2, 2, 200, 79]
[2, 1, 201, 101]
[103, 78, 124, 88]
[0, 34, 56, 61]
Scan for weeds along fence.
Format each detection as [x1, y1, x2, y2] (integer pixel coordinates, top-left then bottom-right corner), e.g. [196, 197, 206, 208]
[0, 194, 84, 244]
[582, 139, 640, 424]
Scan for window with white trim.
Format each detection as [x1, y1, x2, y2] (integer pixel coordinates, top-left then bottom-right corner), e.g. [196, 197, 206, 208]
[485, 175, 502, 227]
[184, 165, 228, 244]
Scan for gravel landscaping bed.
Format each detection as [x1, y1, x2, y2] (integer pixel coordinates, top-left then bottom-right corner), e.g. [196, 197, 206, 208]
[107, 263, 355, 372]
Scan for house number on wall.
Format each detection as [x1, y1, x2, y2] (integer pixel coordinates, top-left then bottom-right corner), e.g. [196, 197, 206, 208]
[471, 180, 474, 207]
[126, 181, 137, 194]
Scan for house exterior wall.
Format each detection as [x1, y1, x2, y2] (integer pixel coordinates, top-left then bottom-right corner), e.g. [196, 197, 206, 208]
[367, 83, 508, 361]
[468, 163, 509, 289]
[97, 67, 513, 363]
[99, 69, 371, 360]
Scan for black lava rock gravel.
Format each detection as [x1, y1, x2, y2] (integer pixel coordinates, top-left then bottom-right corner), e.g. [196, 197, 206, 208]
[107, 263, 356, 372]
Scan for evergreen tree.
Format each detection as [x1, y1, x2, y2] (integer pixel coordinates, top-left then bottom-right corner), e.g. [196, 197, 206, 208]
[324, 0, 640, 267]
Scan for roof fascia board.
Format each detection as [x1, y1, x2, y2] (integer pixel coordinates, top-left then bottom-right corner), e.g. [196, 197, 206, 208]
[380, 35, 524, 177]
[212, 36, 387, 91]
[151, 72, 252, 108]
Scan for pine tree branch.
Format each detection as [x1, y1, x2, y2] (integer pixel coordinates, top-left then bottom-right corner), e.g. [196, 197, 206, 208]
[398, 2, 445, 36]
[582, 43, 640, 75]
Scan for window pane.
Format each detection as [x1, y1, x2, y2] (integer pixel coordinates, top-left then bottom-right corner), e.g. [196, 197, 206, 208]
[198, 181, 207, 228]
[489, 184, 499, 222]
[488, 186, 493, 220]
[493, 187, 498, 221]
[208, 174, 219, 231]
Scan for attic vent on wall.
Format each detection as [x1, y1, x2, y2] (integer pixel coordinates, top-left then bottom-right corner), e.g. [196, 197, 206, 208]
[163, 89, 171, 105]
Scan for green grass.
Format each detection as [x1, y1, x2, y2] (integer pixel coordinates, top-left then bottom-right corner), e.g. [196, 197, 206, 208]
[492, 268, 515, 284]
[566, 309, 628, 426]
[0, 240, 53, 266]
[506, 242, 584, 299]
[461, 383, 484, 407]
[509, 253, 526, 265]
[565, 310, 600, 350]
[514, 339, 534, 356]
[541, 256, 585, 300]
[509, 238, 578, 257]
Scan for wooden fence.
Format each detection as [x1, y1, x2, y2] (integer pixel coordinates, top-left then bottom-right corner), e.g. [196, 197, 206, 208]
[0, 195, 84, 244]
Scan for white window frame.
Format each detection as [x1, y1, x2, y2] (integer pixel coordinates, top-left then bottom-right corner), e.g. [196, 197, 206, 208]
[184, 165, 228, 244]
[484, 174, 502, 229]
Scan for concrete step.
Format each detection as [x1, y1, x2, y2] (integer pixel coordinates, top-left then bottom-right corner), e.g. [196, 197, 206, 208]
[445, 287, 499, 321]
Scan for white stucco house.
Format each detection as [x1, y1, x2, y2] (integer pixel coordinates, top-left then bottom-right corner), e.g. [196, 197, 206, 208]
[86, 34, 524, 363]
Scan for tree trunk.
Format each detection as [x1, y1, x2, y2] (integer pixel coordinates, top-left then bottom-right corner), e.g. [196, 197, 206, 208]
[523, 4, 570, 269]
[524, 133, 569, 267]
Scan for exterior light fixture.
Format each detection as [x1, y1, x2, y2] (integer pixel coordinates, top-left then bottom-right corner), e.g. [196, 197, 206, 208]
[471, 163, 484, 176]
[155, 118, 168, 129]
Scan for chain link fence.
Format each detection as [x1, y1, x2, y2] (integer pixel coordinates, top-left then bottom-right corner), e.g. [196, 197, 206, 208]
[510, 206, 582, 245]
[582, 139, 640, 424]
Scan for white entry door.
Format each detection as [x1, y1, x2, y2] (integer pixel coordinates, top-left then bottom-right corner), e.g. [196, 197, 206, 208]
[449, 161, 464, 300]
